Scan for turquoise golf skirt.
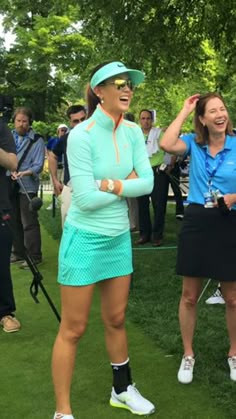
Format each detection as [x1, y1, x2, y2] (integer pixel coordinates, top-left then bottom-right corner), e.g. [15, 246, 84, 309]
[58, 222, 133, 286]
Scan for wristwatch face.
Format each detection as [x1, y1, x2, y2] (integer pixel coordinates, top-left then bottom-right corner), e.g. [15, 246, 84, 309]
[107, 179, 114, 192]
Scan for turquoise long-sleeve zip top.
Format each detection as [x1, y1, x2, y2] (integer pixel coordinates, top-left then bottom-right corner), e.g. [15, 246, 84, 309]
[66, 104, 154, 236]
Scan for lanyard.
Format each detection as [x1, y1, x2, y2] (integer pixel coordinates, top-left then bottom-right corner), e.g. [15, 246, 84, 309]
[205, 148, 227, 189]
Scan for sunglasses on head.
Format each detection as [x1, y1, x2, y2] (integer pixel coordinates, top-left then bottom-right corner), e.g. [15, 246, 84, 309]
[71, 116, 86, 124]
[102, 79, 134, 91]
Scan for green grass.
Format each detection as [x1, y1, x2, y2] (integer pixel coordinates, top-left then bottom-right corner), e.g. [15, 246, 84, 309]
[129, 206, 236, 418]
[0, 198, 235, 418]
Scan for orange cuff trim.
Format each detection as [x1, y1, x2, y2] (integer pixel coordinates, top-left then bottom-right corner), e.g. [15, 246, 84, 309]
[117, 180, 123, 196]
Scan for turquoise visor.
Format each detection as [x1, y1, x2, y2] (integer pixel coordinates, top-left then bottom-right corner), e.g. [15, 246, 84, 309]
[90, 61, 145, 90]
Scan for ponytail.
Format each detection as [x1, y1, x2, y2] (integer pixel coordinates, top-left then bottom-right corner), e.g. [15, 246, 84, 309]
[86, 84, 101, 118]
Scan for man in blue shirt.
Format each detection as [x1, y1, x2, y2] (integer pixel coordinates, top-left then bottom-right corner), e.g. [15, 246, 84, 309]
[48, 105, 86, 226]
[10, 107, 45, 269]
[46, 123, 68, 210]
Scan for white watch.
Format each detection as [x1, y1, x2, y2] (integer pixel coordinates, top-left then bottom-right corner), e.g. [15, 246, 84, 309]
[107, 179, 115, 192]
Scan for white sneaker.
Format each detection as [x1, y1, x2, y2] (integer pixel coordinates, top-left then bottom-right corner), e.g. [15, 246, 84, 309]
[228, 356, 236, 381]
[53, 413, 74, 419]
[110, 384, 155, 415]
[205, 288, 225, 304]
[177, 356, 195, 384]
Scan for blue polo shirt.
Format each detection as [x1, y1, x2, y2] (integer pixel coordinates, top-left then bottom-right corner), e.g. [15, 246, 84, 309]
[182, 133, 236, 209]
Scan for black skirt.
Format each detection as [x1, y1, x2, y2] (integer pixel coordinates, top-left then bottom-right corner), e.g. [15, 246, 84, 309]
[177, 204, 236, 282]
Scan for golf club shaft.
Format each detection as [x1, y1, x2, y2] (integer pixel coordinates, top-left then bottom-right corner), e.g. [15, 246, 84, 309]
[17, 177, 32, 202]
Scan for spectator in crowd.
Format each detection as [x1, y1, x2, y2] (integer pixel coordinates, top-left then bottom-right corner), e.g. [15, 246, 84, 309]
[124, 112, 139, 232]
[135, 109, 166, 246]
[47, 124, 68, 182]
[46, 124, 69, 210]
[10, 107, 45, 269]
[0, 120, 21, 333]
[165, 153, 185, 220]
[161, 92, 236, 384]
[48, 105, 86, 227]
[51, 61, 155, 419]
[136, 116, 184, 245]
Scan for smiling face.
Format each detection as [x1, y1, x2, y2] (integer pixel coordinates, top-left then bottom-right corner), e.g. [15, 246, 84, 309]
[94, 73, 133, 120]
[199, 97, 229, 136]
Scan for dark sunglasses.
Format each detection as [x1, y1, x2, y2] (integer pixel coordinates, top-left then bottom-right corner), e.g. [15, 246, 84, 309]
[102, 79, 134, 91]
[71, 116, 86, 124]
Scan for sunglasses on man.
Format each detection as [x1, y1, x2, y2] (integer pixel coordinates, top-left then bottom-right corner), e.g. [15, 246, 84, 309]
[71, 116, 86, 124]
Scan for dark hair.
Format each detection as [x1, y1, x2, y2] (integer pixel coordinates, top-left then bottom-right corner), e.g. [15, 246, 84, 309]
[86, 61, 113, 118]
[139, 109, 153, 120]
[124, 112, 135, 122]
[194, 93, 234, 145]
[13, 106, 33, 125]
[66, 104, 86, 118]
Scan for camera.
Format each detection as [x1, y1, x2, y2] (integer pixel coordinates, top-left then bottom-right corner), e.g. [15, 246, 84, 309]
[0, 95, 14, 123]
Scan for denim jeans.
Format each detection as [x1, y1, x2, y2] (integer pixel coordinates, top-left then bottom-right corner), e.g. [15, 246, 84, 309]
[10, 192, 42, 262]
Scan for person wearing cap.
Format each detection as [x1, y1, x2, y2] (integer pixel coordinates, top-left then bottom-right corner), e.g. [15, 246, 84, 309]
[51, 61, 155, 419]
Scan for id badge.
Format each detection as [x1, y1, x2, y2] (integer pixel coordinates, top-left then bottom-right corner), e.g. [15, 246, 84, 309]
[204, 191, 214, 208]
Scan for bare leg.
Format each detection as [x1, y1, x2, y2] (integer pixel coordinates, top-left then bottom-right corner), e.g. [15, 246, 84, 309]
[179, 277, 203, 356]
[99, 275, 131, 363]
[52, 284, 94, 414]
[220, 281, 236, 356]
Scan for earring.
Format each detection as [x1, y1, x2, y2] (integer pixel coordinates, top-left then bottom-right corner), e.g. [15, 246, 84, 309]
[97, 94, 104, 104]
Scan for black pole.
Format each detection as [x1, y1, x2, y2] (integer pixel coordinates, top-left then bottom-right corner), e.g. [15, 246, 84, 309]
[52, 193, 56, 218]
[40, 182, 43, 201]
[3, 214, 61, 322]
[24, 251, 61, 323]
[168, 173, 189, 195]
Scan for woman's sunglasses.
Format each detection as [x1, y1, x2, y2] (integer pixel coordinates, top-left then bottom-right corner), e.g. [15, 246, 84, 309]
[101, 79, 134, 91]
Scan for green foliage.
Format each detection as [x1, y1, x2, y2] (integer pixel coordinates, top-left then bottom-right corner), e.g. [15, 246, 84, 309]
[0, 1, 94, 120]
[32, 120, 70, 140]
[1, 0, 236, 126]
[31, 121, 50, 140]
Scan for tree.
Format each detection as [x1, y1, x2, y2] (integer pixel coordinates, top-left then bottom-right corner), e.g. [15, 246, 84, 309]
[77, 0, 236, 125]
[0, 1, 94, 120]
[2, 0, 236, 123]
